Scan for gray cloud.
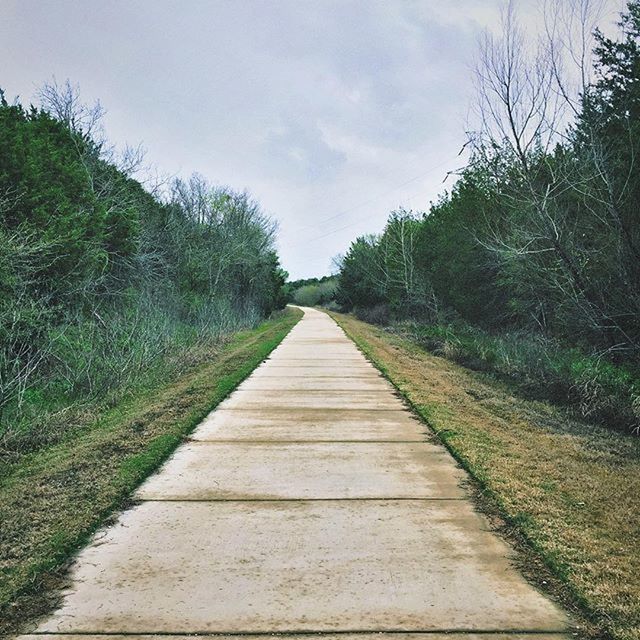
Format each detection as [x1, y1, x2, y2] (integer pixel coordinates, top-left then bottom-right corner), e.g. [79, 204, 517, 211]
[0, 0, 622, 277]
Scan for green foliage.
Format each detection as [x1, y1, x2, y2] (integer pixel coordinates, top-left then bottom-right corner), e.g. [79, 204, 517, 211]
[416, 169, 509, 326]
[293, 279, 337, 307]
[335, 1, 640, 433]
[336, 235, 386, 309]
[399, 319, 640, 432]
[0, 88, 287, 451]
[285, 275, 338, 307]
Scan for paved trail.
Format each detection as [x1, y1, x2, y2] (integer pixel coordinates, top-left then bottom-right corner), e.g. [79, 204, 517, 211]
[25, 307, 569, 640]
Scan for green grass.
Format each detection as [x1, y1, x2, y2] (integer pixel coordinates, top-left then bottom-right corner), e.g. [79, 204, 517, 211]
[1, 304, 267, 459]
[0, 306, 302, 635]
[391, 319, 640, 434]
[331, 311, 640, 640]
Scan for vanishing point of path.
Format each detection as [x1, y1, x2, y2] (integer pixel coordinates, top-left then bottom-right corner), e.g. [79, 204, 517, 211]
[23, 307, 570, 640]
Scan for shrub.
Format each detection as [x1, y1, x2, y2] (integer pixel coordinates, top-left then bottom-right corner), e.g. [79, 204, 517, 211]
[355, 304, 392, 326]
[0, 90, 286, 456]
[388, 319, 640, 434]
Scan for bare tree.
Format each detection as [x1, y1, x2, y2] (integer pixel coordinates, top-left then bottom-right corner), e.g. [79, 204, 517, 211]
[472, 0, 639, 352]
[474, 1, 561, 168]
[544, 0, 607, 117]
[37, 78, 105, 140]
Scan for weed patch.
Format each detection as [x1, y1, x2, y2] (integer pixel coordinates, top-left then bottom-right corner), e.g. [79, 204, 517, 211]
[390, 320, 640, 434]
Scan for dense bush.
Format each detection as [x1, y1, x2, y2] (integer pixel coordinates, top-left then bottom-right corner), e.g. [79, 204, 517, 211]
[394, 321, 640, 432]
[354, 304, 391, 326]
[0, 86, 286, 454]
[286, 275, 338, 307]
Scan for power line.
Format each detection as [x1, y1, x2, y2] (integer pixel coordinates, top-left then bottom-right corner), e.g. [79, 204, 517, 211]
[292, 154, 459, 236]
[302, 159, 457, 244]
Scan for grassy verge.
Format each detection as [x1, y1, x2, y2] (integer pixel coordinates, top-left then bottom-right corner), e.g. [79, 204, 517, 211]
[400, 320, 640, 434]
[331, 311, 640, 640]
[1, 304, 267, 458]
[0, 306, 302, 635]
[352, 309, 640, 435]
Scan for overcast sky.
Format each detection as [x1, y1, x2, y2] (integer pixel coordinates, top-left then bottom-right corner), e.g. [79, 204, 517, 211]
[1, 0, 623, 279]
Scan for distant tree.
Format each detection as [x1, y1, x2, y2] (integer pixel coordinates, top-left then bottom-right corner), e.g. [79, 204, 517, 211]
[335, 236, 385, 310]
[416, 167, 509, 327]
[292, 279, 337, 307]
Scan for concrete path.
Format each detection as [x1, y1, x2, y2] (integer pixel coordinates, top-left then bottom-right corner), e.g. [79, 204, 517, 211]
[24, 307, 570, 640]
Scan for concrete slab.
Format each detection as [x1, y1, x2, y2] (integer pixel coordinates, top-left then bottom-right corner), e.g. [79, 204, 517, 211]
[237, 376, 392, 391]
[272, 333, 353, 340]
[271, 343, 361, 352]
[274, 342, 349, 347]
[267, 359, 367, 367]
[268, 357, 367, 364]
[220, 389, 405, 410]
[250, 365, 382, 378]
[36, 500, 568, 634]
[135, 442, 465, 500]
[283, 333, 355, 337]
[263, 356, 376, 365]
[192, 407, 428, 441]
[269, 354, 364, 362]
[279, 342, 351, 347]
[23, 635, 572, 640]
[278, 335, 346, 339]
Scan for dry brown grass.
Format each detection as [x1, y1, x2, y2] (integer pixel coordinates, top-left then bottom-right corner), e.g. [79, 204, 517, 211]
[332, 311, 640, 640]
[0, 308, 301, 635]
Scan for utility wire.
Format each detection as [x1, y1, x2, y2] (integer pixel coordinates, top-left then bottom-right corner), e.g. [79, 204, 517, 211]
[292, 153, 459, 236]
[300, 155, 459, 244]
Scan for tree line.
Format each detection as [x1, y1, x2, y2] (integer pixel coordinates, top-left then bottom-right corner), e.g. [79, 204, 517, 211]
[285, 275, 338, 307]
[0, 81, 286, 454]
[336, 1, 640, 432]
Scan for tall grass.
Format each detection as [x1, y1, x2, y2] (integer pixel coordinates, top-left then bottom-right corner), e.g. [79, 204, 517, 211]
[392, 320, 640, 434]
[0, 297, 260, 459]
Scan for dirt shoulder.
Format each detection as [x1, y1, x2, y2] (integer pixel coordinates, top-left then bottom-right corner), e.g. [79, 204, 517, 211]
[331, 311, 640, 640]
[0, 307, 302, 635]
